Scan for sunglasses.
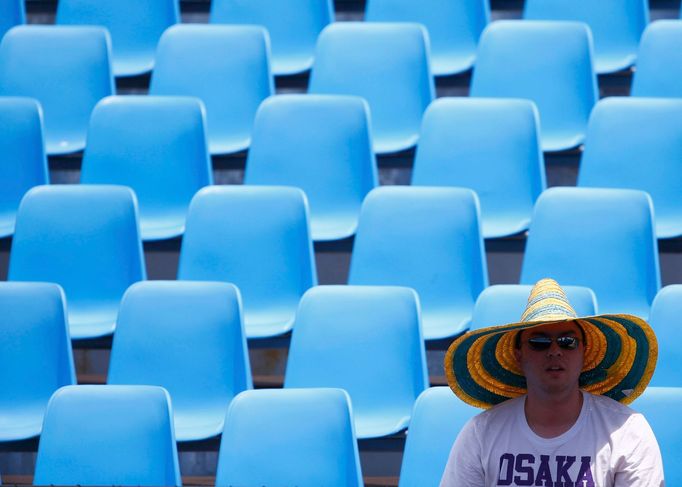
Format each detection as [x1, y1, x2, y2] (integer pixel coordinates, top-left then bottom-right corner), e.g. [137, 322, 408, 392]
[527, 336, 580, 351]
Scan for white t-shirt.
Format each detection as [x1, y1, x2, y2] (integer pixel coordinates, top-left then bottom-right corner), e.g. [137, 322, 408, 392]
[440, 391, 664, 487]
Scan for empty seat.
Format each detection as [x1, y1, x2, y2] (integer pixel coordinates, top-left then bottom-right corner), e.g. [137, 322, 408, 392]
[578, 97, 682, 239]
[178, 186, 316, 339]
[108, 281, 252, 441]
[33, 385, 180, 486]
[412, 98, 545, 238]
[0, 282, 75, 442]
[309, 22, 434, 154]
[520, 187, 660, 318]
[216, 389, 362, 487]
[348, 187, 488, 340]
[284, 286, 428, 439]
[9, 185, 146, 339]
[524, 0, 649, 74]
[0, 0, 24, 40]
[150, 25, 274, 155]
[0, 97, 48, 238]
[631, 20, 682, 98]
[80, 96, 213, 241]
[648, 286, 682, 387]
[365, 0, 490, 76]
[210, 0, 333, 76]
[244, 94, 377, 241]
[0, 26, 114, 154]
[470, 21, 597, 152]
[56, 0, 179, 77]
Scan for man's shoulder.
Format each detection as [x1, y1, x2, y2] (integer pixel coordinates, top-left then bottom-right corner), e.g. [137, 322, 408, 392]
[471, 394, 524, 427]
[586, 391, 637, 417]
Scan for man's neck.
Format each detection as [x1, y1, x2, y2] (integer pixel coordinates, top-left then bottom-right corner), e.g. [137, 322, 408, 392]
[524, 389, 584, 439]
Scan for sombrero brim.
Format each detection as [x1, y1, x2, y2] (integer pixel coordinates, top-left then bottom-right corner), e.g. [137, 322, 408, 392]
[444, 314, 658, 409]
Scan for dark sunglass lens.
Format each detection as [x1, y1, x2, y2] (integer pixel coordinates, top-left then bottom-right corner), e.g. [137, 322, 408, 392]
[557, 336, 579, 350]
[527, 337, 552, 351]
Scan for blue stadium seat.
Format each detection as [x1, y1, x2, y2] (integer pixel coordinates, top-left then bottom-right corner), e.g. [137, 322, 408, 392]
[631, 20, 682, 98]
[56, 0, 179, 77]
[33, 385, 180, 486]
[9, 185, 146, 339]
[0, 283, 75, 442]
[108, 281, 252, 441]
[0, 98, 48, 238]
[578, 97, 682, 239]
[648, 286, 682, 387]
[470, 21, 597, 152]
[150, 25, 274, 155]
[210, 0, 333, 76]
[244, 94, 377, 242]
[364, 0, 490, 76]
[523, 0, 649, 74]
[411, 98, 545, 238]
[284, 286, 428, 439]
[348, 187, 488, 340]
[0, 26, 114, 155]
[80, 96, 213, 241]
[309, 22, 434, 154]
[520, 187, 660, 319]
[216, 389, 362, 487]
[398, 387, 479, 487]
[178, 186, 317, 339]
[0, 0, 24, 40]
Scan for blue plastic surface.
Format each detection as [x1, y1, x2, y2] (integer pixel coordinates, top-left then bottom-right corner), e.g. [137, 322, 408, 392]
[348, 187, 488, 340]
[578, 97, 682, 239]
[365, 0, 490, 76]
[178, 186, 317, 339]
[0, 98, 48, 238]
[0, 26, 114, 154]
[520, 187, 660, 319]
[210, 0, 333, 75]
[9, 185, 146, 339]
[412, 98, 545, 238]
[33, 385, 180, 486]
[56, 0, 179, 77]
[648, 286, 682, 387]
[309, 22, 434, 154]
[632, 387, 682, 485]
[244, 95, 377, 242]
[150, 25, 274, 155]
[631, 20, 682, 97]
[0, 0, 24, 40]
[80, 96, 213, 241]
[216, 388, 363, 487]
[398, 387, 479, 487]
[523, 0, 648, 74]
[470, 21, 598, 152]
[0, 283, 75, 442]
[285, 286, 428, 439]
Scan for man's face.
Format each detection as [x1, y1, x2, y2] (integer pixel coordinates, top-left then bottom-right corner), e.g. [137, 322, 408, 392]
[514, 321, 584, 398]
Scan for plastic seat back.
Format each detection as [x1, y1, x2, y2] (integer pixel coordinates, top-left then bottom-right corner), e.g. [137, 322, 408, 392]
[365, 0, 490, 76]
[631, 20, 682, 98]
[0, 0, 24, 40]
[178, 186, 316, 339]
[9, 185, 146, 339]
[56, 0, 179, 76]
[108, 281, 252, 441]
[524, 0, 648, 74]
[0, 26, 114, 154]
[398, 387, 479, 487]
[216, 388, 362, 487]
[470, 21, 597, 152]
[244, 94, 377, 241]
[210, 0, 333, 75]
[578, 97, 682, 239]
[33, 385, 180, 486]
[285, 286, 428, 439]
[648, 286, 682, 386]
[0, 98, 48, 238]
[309, 22, 434, 154]
[520, 187, 660, 318]
[0, 283, 75, 442]
[81, 96, 213, 241]
[412, 98, 545, 238]
[348, 186, 488, 340]
[150, 24, 273, 155]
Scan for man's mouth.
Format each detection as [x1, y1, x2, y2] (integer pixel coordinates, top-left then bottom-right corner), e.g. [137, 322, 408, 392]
[545, 365, 565, 372]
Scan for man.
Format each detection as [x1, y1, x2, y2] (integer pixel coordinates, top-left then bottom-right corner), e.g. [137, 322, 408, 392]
[440, 278, 664, 486]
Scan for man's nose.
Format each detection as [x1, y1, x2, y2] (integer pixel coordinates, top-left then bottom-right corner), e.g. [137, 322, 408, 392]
[547, 341, 563, 356]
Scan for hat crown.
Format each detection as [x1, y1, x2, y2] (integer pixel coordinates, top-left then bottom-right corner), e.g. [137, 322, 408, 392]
[520, 278, 578, 322]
